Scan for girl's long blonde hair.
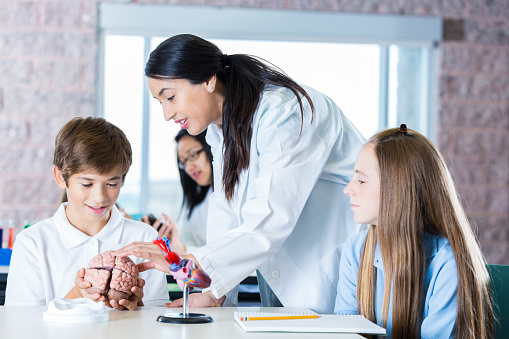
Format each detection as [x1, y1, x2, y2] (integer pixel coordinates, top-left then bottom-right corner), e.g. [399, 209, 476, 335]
[357, 127, 493, 338]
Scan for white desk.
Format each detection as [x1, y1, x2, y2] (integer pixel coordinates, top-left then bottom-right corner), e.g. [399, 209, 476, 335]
[0, 305, 364, 339]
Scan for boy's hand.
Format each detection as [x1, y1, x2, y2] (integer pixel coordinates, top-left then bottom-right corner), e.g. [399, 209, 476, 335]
[108, 277, 145, 311]
[66, 268, 105, 302]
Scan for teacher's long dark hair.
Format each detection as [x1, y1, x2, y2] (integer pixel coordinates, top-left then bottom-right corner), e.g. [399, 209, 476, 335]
[145, 34, 314, 201]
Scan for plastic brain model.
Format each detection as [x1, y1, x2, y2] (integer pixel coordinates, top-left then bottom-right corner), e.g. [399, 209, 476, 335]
[84, 251, 139, 302]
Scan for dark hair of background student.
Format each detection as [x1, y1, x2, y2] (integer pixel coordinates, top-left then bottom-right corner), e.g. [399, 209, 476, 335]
[145, 34, 314, 201]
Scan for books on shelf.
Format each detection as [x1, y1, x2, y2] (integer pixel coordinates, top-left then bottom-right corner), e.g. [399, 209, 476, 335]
[233, 310, 386, 335]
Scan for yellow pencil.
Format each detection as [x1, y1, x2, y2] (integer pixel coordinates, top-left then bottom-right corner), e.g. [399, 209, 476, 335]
[240, 315, 320, 321]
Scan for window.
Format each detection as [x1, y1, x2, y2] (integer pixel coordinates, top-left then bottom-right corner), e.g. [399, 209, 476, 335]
[99, 4, 441, 216]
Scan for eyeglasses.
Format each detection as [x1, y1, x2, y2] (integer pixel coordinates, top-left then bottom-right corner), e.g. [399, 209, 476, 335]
[178, 149, 204, 169]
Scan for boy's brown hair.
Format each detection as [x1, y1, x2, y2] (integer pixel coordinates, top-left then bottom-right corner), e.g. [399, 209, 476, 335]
[53, 117, 132, 184]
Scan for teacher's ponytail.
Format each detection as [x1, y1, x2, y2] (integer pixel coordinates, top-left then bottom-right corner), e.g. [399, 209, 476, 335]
[146, 34, 314, 201]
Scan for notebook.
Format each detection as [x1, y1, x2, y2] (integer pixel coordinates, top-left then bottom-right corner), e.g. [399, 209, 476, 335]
[233, 310, 386, 335]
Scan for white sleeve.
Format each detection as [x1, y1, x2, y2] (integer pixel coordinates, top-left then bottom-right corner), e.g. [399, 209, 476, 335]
[194, 98, 343, 298]
[139, 269, 170, 306]
[5, 234, 45, 306]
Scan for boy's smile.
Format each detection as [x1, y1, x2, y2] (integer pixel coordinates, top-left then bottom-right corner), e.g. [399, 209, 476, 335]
[87, 205, 108, 215]
[54, 167, 124, 236]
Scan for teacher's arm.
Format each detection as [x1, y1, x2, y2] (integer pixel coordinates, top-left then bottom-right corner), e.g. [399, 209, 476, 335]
[191, 97, 345, 304]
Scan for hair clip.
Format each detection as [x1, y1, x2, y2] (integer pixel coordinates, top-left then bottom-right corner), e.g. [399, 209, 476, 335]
[222, 53, 230, 69]
[399, 124, 407, 133]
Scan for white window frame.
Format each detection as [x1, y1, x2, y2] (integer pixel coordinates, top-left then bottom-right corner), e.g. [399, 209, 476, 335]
[97, 4, 442, 212]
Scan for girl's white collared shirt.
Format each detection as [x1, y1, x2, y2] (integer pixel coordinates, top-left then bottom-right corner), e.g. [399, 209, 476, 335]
[177, 187, 211, 253]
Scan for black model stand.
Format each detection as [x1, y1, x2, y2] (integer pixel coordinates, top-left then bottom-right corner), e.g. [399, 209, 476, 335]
[157, 284, 213, 324]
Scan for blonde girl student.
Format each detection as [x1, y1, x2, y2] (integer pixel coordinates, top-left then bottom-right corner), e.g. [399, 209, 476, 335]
[335, 125, 494, 338]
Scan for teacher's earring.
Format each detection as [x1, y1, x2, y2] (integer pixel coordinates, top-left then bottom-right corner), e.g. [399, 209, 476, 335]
[210, 87, 214, 90]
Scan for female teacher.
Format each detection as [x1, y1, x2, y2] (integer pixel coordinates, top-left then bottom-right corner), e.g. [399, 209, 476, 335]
[117, 34, 365, 313]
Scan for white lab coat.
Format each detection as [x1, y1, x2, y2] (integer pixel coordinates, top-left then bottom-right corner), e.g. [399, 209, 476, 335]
[193, 85, 366, 313]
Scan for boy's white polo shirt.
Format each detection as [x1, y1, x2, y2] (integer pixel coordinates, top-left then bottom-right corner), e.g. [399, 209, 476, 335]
[5, 203, 169, 306]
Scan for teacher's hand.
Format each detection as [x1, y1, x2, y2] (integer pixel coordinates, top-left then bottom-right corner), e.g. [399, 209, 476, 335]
[166, 290, 225, 308]
[114, 242, 172, 275]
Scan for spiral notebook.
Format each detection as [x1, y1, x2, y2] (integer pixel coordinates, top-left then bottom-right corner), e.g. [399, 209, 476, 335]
[233, 310, 386, 335]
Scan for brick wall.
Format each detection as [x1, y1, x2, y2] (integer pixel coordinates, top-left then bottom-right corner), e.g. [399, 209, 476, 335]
[0, 0, 97, 233]
[0, 0, 507, 264]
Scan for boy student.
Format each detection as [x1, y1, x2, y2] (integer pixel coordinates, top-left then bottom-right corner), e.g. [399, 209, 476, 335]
[5, 117, 169, 310]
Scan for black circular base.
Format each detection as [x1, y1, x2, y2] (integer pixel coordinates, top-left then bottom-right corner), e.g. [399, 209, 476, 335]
[157, 313, 214, 324]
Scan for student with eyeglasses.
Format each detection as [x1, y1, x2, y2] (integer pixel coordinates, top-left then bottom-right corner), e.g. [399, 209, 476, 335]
[115, 34, 365, 312]
[140, 128, 213, 255]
